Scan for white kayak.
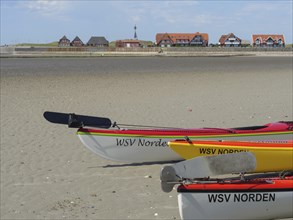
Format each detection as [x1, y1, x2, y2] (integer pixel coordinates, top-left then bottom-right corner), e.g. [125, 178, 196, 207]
[43, 112, 293, 163]
[177, 175, 293, 220]
[77, 121, 293, 163]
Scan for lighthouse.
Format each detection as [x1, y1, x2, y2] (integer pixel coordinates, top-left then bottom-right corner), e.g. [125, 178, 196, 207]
[134, 25, 138, 40]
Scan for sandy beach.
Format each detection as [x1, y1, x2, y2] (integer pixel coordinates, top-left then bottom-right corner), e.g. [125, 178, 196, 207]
[1, 57, 292, 219]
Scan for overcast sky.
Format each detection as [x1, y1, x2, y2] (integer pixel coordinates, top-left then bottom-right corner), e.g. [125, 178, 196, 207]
[1, 0, 292, 45]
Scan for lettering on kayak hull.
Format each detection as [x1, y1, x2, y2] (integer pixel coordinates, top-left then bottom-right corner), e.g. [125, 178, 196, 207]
[208, 193, 276, 203]
[116, 138, 168, 147]
[199, 147, 248, 155]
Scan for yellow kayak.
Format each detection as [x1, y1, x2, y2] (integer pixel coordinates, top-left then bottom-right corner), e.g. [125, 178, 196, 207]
[168, 140, 293, 173]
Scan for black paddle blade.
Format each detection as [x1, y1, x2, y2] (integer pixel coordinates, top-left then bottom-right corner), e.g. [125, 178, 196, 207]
[43, 111, 112, 129]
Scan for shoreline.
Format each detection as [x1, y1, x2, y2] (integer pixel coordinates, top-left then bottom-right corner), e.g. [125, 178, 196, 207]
[1, 52, 292, 58]
[1, 46, 292, 58]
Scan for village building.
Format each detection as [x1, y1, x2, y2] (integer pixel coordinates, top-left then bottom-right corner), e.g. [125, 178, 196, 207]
[252, 34, 285, 47]
[87, 36, 109, 47]
[71, 36, 84, 47]
[156, 33, 173, 47]
[115, 39, 141, 48]
[156, 32, 209, 47]
[58, 35, 70, 47]
[219, 33, 242, 47]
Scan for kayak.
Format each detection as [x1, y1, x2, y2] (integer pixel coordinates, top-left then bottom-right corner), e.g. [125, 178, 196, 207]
[177, 175, 293, 220]
[160, 152, 257, 193]
[77, 121, 293, 163]
[43, 112, 293, 163]
[168, 140, 293, 172]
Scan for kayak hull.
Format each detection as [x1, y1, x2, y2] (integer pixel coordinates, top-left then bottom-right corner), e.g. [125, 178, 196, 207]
[168, 140, 293, 172]
[77, 121, 293, 163]
[178, 177, 293, 220]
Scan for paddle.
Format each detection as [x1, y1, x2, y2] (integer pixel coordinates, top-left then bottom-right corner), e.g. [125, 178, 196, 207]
[160, 152, 256, 192]
[43, 111, 112, 129]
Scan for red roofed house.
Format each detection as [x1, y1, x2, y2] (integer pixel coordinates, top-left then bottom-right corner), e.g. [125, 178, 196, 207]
[219, 33, 241, 47]
[116, 39, 140, 48]
[156, 32, 209, 47]
[252, 34, 285, 47]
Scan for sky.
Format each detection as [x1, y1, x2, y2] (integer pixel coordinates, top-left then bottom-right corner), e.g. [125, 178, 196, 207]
[1, 0, 292, 45]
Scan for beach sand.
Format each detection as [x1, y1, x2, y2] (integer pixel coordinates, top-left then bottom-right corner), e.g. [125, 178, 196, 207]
[1, 57, 292, 219]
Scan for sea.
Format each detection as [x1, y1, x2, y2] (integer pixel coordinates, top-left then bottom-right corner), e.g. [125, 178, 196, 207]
[1, 56, 292, 76]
